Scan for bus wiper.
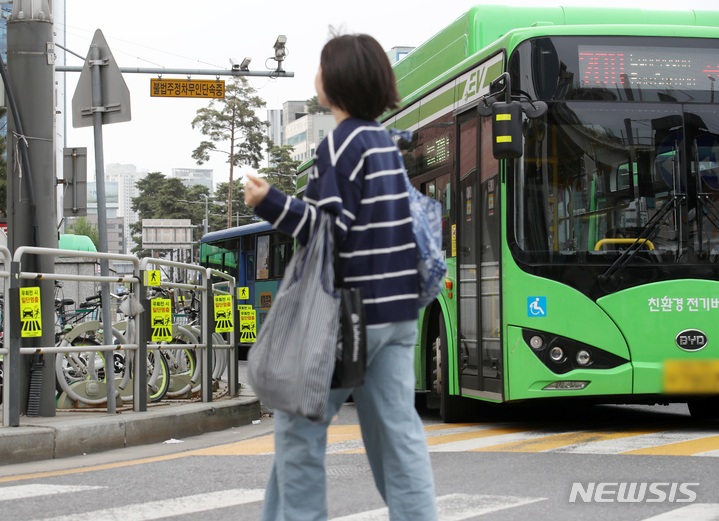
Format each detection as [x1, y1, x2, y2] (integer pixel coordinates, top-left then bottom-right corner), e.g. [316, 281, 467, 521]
[598, 194, 684, 290]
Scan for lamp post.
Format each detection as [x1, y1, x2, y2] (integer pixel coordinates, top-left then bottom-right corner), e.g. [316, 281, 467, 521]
[202, 194, 209, 236]
[179, 196, 211, 237]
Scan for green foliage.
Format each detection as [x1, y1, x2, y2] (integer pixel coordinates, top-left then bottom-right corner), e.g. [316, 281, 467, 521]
[66, 216, 99, 248]
[213, 179, 255, 228]
[191, 78, 268, 227]
[306, 95, 330, 115]
[258, 143, 301, 197]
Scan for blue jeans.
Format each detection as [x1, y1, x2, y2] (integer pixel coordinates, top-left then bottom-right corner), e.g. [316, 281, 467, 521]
[260, 320, 437, 521]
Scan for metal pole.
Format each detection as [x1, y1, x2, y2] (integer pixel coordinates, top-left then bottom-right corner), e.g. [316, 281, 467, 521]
[229, 289, 238, 396]
[135, 272, 148, 411]
[204, 194, 209, 236]
[202, 271, 213, 402]
[89, 43, 116, 414]
[6, 263, 21, 426]
[7, 2, 58, 417]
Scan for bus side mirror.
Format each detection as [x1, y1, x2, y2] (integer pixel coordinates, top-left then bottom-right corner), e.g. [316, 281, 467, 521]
[491, 101, 523, 159]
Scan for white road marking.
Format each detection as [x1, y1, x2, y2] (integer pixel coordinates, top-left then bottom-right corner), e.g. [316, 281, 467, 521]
[427, 428, 586, 452]
[642, 503, 719, 520]
[0, 484, 104, 501]
[330, 493, 546, 520]
[35, 488, 266, 521]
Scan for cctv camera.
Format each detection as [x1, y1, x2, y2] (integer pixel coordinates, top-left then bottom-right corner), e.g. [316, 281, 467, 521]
[229, 58, 240, 71]
[274, 35, 287, 51]
[240, 57, 251, 70]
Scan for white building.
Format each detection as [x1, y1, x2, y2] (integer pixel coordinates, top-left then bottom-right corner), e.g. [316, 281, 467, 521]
[284, 114, 336, 163]
[171, 168, 213, 192]
[106, 163, 147, 231]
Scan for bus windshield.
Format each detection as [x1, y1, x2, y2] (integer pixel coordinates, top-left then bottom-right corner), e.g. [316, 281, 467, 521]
[507, 36, 719, 297]
[513, 102, 719, 268]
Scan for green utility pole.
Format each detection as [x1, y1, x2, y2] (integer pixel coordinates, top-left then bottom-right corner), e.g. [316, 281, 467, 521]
[6, 0, 59, 418]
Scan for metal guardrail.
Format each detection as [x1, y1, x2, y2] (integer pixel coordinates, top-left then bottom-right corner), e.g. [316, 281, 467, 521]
[0, 245, 12, 427]
[1, 249, 241, 427]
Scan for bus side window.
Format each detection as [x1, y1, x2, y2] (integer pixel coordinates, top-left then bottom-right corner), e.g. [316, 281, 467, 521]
[271, 242, 292, 279]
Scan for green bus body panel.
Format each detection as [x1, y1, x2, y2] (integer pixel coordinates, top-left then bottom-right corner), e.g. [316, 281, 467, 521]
[391, 5, 719, 112]
[506, 326, 633, 400]
[598, 281, 719, 394]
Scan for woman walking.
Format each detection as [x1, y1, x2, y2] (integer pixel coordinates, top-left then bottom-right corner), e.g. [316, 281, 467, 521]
[245, 32, 438, 521]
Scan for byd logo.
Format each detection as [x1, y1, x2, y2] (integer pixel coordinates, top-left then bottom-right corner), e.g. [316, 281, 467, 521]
[569, 483, 698, 503]
[676, 329, 707, 351]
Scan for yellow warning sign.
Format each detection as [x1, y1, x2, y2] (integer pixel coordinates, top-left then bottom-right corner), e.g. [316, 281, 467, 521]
[151, 298, 172, 342]
[238, 305, 257, 343]
[145, 270, 162, 286]
[214, 295, 233, 333]
[19, 287, 42, 338]
[237, 287, 249, 300]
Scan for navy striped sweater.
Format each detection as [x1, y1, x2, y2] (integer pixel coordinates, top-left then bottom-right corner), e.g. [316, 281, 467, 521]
[254, 117, 419, 325]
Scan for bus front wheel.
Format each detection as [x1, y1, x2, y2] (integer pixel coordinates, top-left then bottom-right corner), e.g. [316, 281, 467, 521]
[433, 311, 473, 423]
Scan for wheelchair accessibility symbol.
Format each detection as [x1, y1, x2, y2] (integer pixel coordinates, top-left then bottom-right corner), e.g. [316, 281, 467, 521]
[528, 297, 546, 317]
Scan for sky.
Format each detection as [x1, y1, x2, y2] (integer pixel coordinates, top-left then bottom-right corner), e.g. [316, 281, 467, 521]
[59, 0, 719, 186]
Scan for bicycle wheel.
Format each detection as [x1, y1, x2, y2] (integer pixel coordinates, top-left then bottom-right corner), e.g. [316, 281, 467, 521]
[55, 337, 106, 392]
[147, 349, 170, 403]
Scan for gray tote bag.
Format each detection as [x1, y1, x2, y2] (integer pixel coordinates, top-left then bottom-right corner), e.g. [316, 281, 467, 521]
[247, 211, 339, 423]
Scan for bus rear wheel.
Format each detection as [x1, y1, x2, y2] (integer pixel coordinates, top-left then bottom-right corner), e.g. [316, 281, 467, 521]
[688, 396, 719, 420]
[433, 311, 473, 423]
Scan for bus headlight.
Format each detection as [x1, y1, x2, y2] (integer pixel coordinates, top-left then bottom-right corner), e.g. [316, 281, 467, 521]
[576, 350, 592, 366]
[549, 346, 565, 362]
[529, 335, 544, 350]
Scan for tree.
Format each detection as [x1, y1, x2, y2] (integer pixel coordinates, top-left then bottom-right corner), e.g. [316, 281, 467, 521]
[66, 216, 99, 248]
[214, 179, 255, 228]
[192, 78, 267, 229]
[130, 172, 166, 255]
[306, 95, 330, 115]
[258, 143, 301, 197]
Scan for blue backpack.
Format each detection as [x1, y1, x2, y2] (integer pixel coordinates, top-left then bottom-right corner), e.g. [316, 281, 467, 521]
[403, 174, 448, 308]
[388, 127, 448, 308]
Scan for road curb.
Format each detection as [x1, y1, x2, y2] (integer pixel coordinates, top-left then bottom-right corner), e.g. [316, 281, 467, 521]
[0, 395, 261, 465]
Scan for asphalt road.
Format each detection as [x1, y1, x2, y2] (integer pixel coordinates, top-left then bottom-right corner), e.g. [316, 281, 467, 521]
[0, 399, 717, 520]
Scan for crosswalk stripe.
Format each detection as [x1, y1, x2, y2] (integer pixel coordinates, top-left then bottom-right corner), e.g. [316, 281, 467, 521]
[0, 484, 103, 501]
[621, 434, 719, 456]
[329, 493, 546, 521]
[472, 427, 667, 453]
[157, 423, 719, 458]
[642, 503, 719, 520]
[554, 430, 719, 455]
[35, 488, 266, 521]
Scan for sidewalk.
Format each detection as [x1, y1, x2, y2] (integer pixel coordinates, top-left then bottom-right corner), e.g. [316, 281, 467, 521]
[0, 390, 261, 466]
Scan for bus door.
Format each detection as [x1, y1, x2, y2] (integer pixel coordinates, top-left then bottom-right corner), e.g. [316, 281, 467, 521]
[456, 110, 504, 401]
[240, 235, 256, 314]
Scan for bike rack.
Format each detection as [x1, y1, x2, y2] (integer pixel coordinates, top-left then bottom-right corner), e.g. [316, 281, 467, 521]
[3, 248, 141, 426]
[138, 258, 237, 403]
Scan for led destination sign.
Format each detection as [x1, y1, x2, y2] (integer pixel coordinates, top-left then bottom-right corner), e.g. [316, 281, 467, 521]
[578, 45, 719, 90]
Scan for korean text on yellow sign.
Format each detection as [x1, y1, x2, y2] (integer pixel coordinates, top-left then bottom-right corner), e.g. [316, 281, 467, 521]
[214, 295, 234, 333]
[150, 79, 225, 98]
[19, 287, 42, 338]
[151, 298, 173, 342]
[238, 305, 257, 342]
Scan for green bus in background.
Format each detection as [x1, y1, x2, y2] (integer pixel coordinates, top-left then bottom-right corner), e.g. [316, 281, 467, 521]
[297, 5, 719, 422]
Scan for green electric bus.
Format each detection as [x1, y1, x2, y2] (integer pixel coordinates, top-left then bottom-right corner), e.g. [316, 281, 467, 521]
[297, 5, 719, 421]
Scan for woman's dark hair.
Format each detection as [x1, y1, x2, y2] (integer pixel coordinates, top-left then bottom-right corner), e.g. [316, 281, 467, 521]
[320, 33, 400, 121]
